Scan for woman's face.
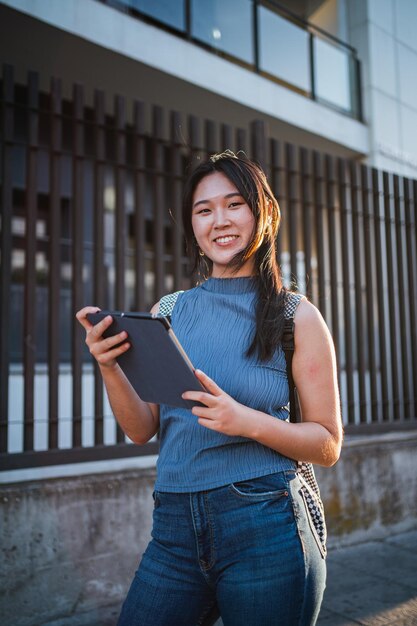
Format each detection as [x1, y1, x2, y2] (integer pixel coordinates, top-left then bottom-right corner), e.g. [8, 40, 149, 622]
[191, 171, 256, 278]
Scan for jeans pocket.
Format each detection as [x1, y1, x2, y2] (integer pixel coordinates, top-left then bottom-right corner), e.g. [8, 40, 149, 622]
[152, 490, 160, 509]
[298, 481, 327, 559]
[229, 473, 290, 501]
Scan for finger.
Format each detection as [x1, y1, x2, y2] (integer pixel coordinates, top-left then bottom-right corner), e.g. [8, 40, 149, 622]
[88, 314, 114, 339]
[190, 405, 213, 419]
[182, 391, 216, 406]
[76, 306, 101, 331]
[194, 369, 223, 396]
[197, 417, 218, 431]
[89, 330, 128, 353]
[96, 342, 131, 365]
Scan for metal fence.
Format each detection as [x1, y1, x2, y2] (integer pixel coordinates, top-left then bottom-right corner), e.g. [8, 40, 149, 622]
[1, 66, 416, 470]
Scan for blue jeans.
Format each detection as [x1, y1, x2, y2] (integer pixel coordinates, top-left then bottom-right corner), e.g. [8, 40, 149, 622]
[117, 471, 326, 626]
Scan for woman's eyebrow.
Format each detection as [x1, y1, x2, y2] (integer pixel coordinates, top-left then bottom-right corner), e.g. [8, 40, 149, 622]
[192, 192, 242, 210]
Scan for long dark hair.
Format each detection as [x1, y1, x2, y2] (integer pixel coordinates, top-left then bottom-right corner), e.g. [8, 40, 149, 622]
[182, 150, 288, 361]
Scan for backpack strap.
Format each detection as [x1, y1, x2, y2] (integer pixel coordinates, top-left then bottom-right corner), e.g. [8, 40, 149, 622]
[282, 292, 304, 424]
[157, 291, 184, 321]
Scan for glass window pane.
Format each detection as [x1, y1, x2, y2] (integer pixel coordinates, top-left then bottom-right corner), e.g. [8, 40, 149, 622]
[259, 6, 310, 92]
[130, 0, 185, 31]
[191, 0, 254, 65]
[314, 37, 351, 111]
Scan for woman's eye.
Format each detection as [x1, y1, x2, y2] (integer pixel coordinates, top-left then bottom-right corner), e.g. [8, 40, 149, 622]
[229, 202, 242, 209]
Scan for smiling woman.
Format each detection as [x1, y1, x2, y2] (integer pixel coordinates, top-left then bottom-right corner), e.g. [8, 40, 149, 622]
[77, 150, 342, 626]
[191, 172, 256, 277]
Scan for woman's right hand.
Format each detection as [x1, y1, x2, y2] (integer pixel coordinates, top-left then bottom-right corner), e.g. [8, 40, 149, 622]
[76, 306, 130, 369]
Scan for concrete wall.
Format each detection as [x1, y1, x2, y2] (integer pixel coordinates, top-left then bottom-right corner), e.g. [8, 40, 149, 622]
[347, 0, 417, 177]
[315, 431, 417, 545]
[1, 432, 416, 626]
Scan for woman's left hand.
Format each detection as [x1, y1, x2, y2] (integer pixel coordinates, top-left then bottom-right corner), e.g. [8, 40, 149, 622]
[182, 369, 249, 437]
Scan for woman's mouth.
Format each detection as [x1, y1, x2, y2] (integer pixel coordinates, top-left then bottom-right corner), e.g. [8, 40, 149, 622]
[213, 235, 239, 245]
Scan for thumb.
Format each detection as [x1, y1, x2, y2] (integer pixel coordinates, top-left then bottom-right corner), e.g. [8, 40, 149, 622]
[194, 369, 222, 396]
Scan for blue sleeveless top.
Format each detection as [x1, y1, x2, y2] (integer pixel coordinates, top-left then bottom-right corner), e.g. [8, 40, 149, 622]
[155, 276, 297, 492]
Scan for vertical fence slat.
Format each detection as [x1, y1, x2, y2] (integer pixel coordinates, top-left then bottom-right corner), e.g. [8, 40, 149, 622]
[313, 151, 326, 316]
[171, 111, 184, 290]
[153, 106, 165, 300]
[48, 76, 62, 449]
[372, 168, 390, 422]
[93, 89, 106, 445]
[221, 123, 233, 152]
[23, 71, 39, 451]
[338, 158, 355, 425]
[236, 128, 246, 153]
[404, 178, 417, 418]
[114, 95, 127, 443]
[0, 65, 14, 453]
[133, 100, 146, 311]
[270, 139, 284, 261]
[205, 119, 217, 156]
[115, 95, 127, 311]
[351, 162, 367, 422]
[188, 115, 200, 284]
[325, 155, 340, 361]
[394, 175, 412, 420]
[362, 165, 379, 421]
[188, 114, 200, 164]
[300, 148, 313, 300]
[383, 172, 401, 421]
[415, 180, 417, 284]
[71, 84, 84, 447]
[250, 120, 267, 171]
[286, 144, 298, 286]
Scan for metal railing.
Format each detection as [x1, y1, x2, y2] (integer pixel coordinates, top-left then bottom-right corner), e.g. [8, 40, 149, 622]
[0, 66, 416, 470]
[98, 0, 362, 120]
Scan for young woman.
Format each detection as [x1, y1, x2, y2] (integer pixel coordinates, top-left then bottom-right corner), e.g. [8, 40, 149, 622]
[76, 150, 342, 626]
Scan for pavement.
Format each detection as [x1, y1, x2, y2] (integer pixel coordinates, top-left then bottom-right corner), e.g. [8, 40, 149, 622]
[316, 530, 417, 626]
[42, 530, 417, 626]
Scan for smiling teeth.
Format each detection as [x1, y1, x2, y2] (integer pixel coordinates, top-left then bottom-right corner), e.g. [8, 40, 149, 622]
[215, 236, 238, 243]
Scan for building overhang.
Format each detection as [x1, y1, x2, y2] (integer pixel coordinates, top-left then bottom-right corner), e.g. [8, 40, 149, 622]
[3, 0, 369, 155]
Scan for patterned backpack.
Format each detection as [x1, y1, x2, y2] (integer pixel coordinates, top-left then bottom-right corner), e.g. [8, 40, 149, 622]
[158, 289, 327, 557]
[282, 292, 327, 557]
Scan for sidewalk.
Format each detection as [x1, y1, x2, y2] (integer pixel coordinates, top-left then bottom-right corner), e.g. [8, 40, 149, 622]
[317, 530, 417, 626]
[43, 530, 417, 626]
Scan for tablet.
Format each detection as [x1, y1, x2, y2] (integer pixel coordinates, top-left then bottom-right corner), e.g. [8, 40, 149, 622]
[86, 311, 206, 409]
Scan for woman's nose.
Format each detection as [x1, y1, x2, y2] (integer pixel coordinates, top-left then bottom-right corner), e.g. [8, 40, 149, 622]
[213, 209, 231, 228]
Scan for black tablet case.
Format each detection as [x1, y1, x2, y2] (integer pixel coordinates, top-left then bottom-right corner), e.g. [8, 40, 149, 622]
[86, 312, 205, 409]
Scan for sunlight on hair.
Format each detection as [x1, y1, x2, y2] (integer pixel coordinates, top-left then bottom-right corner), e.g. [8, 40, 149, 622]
[210, 149, 249, 162]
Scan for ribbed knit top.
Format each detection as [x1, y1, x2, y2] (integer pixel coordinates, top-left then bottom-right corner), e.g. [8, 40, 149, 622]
[155, 276, 297, 492]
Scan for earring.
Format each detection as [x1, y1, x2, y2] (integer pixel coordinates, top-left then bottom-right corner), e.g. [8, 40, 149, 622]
[199, 248, 205, 257]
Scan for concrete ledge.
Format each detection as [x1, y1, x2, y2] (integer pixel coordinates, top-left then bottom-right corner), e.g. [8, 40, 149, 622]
[0, 454, 158, 485]
[316, 430, 417, 547]
[1, 432, 416, 625]
[0, 468, 156, 626]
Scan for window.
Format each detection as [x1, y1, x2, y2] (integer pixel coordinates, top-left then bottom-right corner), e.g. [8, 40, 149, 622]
[313, 36, 351, 112]
[258, 5, 311, 93]
[191, 0, 254, 65]
[120, 0, 186, 31]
